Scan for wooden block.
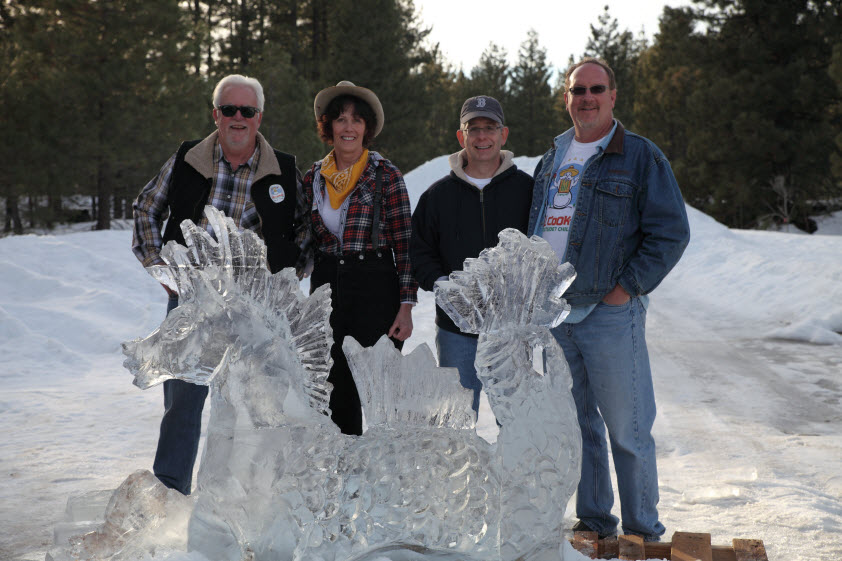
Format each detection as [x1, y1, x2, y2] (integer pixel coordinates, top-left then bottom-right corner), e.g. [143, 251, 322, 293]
[571, 531, 599, 559]
[644, 542, 673, 560]
[711, 545, 737, 561]
[600, 535, 619, 559]
[733, 539, 768, 561]
[618, 534, 646, 560]
[672, 531, 713, 561]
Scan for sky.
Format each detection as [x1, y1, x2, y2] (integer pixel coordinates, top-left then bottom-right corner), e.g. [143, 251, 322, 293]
[414, 0, 692, 73]
[2, 156, 842, 561]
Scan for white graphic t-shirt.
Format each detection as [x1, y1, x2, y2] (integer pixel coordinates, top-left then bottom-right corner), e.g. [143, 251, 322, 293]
[541, 138, 601, 261]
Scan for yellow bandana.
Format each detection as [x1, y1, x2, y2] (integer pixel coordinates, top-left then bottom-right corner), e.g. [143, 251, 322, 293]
[322, 149, 369, 209]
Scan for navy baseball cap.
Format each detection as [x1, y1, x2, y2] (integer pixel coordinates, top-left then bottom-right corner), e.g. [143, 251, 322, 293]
[460, 95, 504, 125]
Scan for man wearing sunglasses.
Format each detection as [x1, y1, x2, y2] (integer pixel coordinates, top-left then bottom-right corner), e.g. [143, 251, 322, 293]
[528, 58, 690, 542]
[410, 95, 533, 418]
[131, 74, 305, 495]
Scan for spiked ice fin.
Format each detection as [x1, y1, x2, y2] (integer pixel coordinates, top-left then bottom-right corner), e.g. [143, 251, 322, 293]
[434, 228, 575, 334]
[344, 335, 476, 430]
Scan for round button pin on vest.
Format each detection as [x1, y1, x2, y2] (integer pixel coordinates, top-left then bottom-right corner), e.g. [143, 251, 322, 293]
[269, 184, 285, 203]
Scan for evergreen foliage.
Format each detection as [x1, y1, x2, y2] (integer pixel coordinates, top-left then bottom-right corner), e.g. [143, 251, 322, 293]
[636, 0, 842, 229]
[508, 30, 560, 157]
[3, 0, 839, 233]
[418, 47, 464, 159]
[830, 42, 842, 182]
[582, 6, 647, 131]
[320, 0, 435, 170]
[633, 7, 706, 207]
[469, 43, 510, 106]
[2, 0, 202, 231]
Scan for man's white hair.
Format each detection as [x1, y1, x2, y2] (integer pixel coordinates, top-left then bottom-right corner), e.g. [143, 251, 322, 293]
[212, 74, 265, 111]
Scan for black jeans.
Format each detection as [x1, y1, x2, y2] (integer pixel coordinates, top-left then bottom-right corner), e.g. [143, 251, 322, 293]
[310, 250, 402, 435]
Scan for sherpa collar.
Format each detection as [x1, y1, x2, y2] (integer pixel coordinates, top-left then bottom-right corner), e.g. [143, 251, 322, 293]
[448, 149, 515, 186]
[183, 131, 281, 182]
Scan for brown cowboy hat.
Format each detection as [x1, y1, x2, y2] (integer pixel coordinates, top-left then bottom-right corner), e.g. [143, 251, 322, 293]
[313, 80, 384, 137]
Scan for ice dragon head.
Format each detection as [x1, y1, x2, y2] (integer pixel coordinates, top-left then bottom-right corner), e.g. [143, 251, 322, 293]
[121, 206, 334, 418]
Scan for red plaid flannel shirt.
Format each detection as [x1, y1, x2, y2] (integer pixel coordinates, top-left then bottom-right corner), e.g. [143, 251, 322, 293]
[300, 153, 418, 303]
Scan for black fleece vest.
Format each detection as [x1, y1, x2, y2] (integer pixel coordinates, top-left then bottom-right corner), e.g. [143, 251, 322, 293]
[162, 139, 301, 273]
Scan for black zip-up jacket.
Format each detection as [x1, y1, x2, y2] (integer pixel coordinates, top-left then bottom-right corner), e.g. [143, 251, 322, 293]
[410, 150, 533, 335]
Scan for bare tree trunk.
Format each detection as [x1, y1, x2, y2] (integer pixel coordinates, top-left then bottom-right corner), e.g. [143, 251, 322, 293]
[5, 195, 24, 235]
[27, 195, 35, 228]
[206, 0, 215, 71]
[113, 190, 122, 219]
[48, 193, 62, 229]
[95, 164, 111, 230]
[310, 0, 326, 80]
[95, 101, 111, 231]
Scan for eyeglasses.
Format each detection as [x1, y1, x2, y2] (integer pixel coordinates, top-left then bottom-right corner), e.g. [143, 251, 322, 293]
[462, 124, 503, 136]
[217, 105, 260, 118]
[568, 85, 608, 96]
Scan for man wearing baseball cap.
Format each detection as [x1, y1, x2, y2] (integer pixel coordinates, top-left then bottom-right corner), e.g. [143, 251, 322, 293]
[410, 96, 533, 417]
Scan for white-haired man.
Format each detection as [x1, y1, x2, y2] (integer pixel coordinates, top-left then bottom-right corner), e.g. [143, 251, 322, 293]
[131, 74, 306, 494]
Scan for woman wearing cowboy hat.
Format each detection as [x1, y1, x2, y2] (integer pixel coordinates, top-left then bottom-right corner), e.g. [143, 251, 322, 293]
[299, 81, 417, 435]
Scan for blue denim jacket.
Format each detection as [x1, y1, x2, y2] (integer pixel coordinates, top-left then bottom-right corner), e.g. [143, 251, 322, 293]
[528, 122, 690, 307]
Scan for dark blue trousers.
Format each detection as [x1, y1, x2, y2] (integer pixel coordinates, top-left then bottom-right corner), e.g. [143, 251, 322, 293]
[152, 295, 208, 495]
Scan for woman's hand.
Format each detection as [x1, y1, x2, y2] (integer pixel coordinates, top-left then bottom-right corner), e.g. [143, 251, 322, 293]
[388, 303, 414, 341]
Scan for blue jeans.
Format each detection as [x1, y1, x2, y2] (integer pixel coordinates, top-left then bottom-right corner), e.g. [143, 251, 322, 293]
[152, 295, 209, 495]
[551, 297, 664, 540]
[436, 327, 480, 416]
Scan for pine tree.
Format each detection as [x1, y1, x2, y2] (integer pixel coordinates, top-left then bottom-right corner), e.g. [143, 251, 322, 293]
[320, 0, 436, 170]
[635, 0, 842, 229]
[688, 0, 841, 228]
[3, 0, 203, 230]
[418, 46, 464, 159]
[582, 6, 647, 130]
[633, 7, 706, 206]
[251, 50, 326, 169]
[551, 55, 575, 135]
[508, 30, 559, 156]
[1, 1, 30, 233]
[469, 43, 510, 105]
[826, 42, 842, 186]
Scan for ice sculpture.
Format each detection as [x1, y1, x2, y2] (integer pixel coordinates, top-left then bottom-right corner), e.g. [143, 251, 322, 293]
[123, 206, 341, 561]
[49, 209, 581, 561]
[46, 470, 193, 561]
[432, 228, 581, 560]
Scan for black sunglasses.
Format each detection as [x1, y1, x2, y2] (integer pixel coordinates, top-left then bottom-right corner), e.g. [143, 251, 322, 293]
[217, 105, 260, 118]
[568, 85, 608, 96]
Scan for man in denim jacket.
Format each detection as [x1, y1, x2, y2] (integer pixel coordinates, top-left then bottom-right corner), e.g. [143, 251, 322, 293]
[528, 58, 690, 541]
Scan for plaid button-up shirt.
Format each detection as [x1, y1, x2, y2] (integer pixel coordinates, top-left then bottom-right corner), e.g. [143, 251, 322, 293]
[300, 152, 418, 304]
[132, 137, 261, 267]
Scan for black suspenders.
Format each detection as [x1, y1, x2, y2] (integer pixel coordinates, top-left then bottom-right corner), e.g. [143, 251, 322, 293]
[370, 164, 383, 249]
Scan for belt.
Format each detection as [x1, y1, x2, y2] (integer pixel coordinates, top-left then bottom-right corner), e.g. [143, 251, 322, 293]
[314, 248, 394, 265]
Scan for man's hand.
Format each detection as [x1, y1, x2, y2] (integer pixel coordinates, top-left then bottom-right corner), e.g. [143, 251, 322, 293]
[388, 303, 414, 341]
[602, 283, 631, 306]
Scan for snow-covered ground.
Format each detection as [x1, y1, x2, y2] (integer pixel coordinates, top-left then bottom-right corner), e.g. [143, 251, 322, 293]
[1, 155, 841, 561]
